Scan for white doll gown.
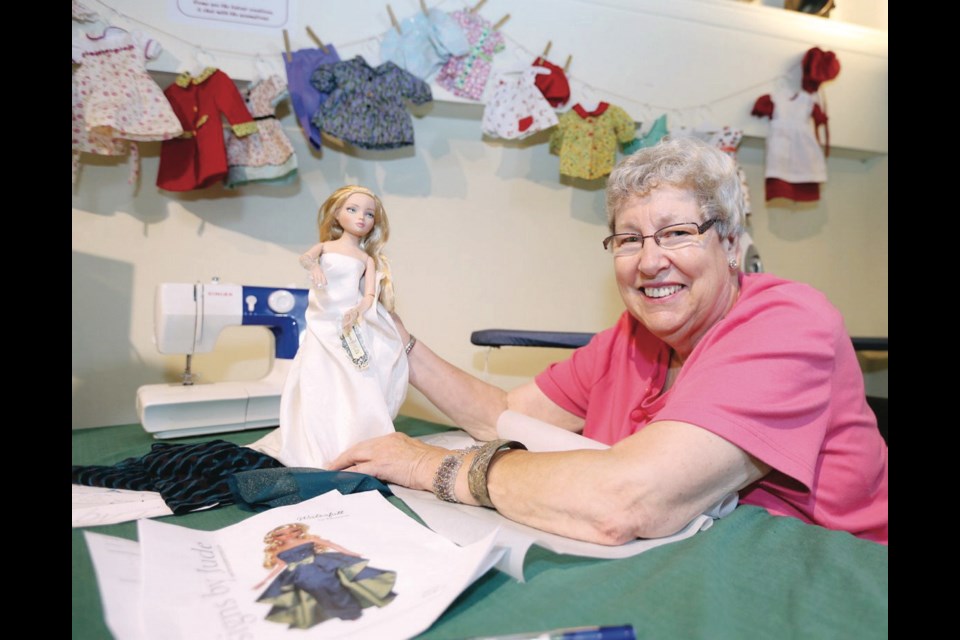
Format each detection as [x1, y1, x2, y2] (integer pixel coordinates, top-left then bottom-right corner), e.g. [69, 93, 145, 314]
[249, 253, 408, 468]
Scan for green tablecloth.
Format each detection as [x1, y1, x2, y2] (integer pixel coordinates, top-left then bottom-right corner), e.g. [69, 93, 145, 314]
[73, 417, 888, 639]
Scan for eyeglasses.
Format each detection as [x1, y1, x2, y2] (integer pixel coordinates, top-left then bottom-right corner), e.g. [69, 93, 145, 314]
[602, 218, 719, 256]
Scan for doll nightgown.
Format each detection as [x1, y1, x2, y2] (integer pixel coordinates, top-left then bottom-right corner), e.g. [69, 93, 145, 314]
[249, 253, 409, 469]
[224, 74, 298, 187]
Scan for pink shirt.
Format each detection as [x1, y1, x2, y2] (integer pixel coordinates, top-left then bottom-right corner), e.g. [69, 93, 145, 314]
[535, 273, 888, 544]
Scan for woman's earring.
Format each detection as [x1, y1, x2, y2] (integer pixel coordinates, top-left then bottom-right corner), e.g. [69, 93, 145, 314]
[728, 258, 739, 271]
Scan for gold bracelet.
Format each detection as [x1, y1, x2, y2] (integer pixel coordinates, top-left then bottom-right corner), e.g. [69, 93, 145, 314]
[467, 439, 527, 508]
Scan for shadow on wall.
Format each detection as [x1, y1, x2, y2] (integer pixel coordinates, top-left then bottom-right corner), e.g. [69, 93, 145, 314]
[72, 252, 146, 428]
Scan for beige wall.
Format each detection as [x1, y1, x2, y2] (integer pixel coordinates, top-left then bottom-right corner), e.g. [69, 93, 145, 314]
[72, 0, 888, 429]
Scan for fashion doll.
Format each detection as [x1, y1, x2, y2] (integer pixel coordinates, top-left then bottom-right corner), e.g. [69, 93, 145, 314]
[249, 186, 409, 469]
[254, 522, 397, 629]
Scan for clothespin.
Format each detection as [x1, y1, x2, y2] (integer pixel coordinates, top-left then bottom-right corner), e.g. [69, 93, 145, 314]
[419, 0, 429, 16]
[542, 41, 552, 58]
[305, 26, 329, 54]
[282, 29, 292, 62]
[471, 0, 487, 13]
[387, 4, 401, 33]
[492, 14, 510, 30]
[563, 55, 572, 74]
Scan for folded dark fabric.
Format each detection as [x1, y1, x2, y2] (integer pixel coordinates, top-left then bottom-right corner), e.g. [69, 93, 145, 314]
[71, 440, 284, 514]
[228, 467, 393, 512]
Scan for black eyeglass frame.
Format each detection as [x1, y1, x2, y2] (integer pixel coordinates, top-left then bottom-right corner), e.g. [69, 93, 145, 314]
[602, 218, 720, 252]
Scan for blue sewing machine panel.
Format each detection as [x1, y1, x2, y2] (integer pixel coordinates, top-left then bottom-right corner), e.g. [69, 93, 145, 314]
[240, 286, 309, 359]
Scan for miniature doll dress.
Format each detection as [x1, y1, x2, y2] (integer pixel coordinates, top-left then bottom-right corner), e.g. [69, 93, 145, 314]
[752, 90, 827, 202]
[709, 126, 752, 215]
[531, 56, 571, 108]
[283, 45, 341, 150]
[72, 28, 182, 183]
[380, 8, 470, 81]
[481, 67, 559, 140]
[310, 56, 432, 150]
[549, 102, 637, 179]
[249, 253, 409, 469]
[157, 68, 257, 191]
[224, 74, 298, 187]
[256, 544, 397, 629]
[435, 9, 505, 101]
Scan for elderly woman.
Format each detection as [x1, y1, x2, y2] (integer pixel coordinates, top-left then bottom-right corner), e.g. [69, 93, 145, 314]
[329, 136, 889, 546]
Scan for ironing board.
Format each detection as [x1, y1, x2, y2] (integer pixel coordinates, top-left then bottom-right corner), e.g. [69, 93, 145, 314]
[470, 328, 888, 352]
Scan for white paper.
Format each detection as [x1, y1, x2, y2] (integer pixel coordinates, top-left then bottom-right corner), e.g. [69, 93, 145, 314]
[399, 411, 738, 581]
[73, 484, 173, 527]
[83, 531, 148, 640]
[133, 490, 501, 640]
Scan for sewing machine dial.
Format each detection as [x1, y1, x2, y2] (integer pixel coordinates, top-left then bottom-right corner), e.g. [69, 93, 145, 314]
[267, 289, 296, 314]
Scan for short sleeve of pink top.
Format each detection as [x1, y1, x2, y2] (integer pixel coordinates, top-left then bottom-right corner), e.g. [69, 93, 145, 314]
[535, 272, 888, 544]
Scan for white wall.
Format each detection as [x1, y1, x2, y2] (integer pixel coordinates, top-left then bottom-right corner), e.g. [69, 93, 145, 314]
[72, 0, 888, 429]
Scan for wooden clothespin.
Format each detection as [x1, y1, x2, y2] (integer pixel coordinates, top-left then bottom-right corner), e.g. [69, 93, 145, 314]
[492, 14, 510, 30]
[542, 41, 552, 58]
[563, 55, 572, 74]
[419, 0, 429, 16]
[471, 0, 487, 13]
[282, 29, 292, 62]
[305, 26, 329, 54]
[387, 4, 401, 33]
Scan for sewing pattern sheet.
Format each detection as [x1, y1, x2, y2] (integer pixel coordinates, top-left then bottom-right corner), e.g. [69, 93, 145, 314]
[85, 491, 501, 640]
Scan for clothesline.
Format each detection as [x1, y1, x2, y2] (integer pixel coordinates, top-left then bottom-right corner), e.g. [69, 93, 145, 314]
[85, 0, 791, 129]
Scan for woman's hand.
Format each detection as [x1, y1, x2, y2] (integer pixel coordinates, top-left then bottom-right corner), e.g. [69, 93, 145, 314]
[327, 432, 446, 491]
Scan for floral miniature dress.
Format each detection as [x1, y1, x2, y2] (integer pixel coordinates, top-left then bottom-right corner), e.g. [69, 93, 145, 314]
[481, 67, 559, 140]
[71, 28, 182, 183]
[224, 74, 298, 187]
[435, 10, 505, 100]
[549, 102, 637, 179]
[709, 126, 752, 215]
[310, 56, 432, 150]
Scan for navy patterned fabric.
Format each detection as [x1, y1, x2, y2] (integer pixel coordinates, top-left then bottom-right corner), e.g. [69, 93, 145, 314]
[310, 55, 432, 150]
[71, 440, 283, 514]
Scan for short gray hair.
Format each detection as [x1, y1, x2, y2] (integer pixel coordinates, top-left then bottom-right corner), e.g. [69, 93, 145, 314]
[605, 135, 746, 240]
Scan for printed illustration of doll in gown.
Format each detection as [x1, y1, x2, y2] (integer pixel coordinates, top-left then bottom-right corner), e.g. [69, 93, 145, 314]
[249, 185, 409, 469]
[254, 522, 398, 629]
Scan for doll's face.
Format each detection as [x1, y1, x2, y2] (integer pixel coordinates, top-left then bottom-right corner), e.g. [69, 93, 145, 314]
[336, 193, 377, 239]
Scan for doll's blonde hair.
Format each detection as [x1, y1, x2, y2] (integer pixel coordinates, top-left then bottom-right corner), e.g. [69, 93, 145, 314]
[262, 523, 306, 568]
[317, 185, 396, 311]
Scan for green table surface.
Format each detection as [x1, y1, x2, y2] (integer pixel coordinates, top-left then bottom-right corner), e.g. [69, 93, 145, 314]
[73, 417, 888, 639]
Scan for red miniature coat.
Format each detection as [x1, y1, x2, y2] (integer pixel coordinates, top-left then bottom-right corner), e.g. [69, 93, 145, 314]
[157, 68, 257, 191]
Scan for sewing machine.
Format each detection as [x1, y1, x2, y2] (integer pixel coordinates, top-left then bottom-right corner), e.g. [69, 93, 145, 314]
[136, 278, 309, 439]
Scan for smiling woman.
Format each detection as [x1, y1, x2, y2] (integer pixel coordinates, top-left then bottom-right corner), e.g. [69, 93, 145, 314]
[327, 136, 889, 546]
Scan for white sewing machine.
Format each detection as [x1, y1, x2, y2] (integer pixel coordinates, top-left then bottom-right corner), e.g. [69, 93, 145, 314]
[135, 279, 309, 439]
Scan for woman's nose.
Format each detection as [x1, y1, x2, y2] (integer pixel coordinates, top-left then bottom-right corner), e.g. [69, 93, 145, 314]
[637, 241, 669, 275]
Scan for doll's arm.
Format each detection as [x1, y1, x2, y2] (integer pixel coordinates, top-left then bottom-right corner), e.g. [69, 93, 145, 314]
[341, 256, 377, 331]
[252, 560, 285, 590]
[312, 537, 360, 557]
[299, 242, 327, 287]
